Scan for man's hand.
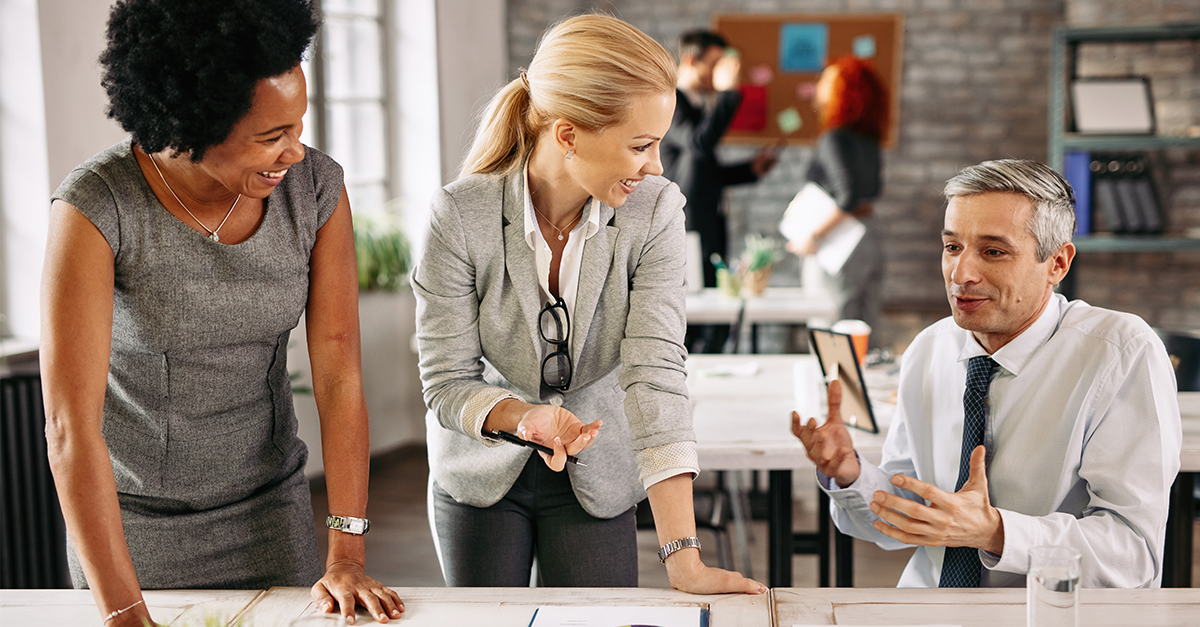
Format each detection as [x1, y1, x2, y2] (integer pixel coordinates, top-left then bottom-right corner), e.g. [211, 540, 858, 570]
[869, 445, 1004, 555]
[751, 144, 779, 177]
[712, 54, 741, 91]
[792, 379, 860, 487]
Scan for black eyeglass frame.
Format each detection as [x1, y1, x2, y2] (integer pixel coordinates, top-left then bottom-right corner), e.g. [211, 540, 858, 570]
[539, 297, 573, 391]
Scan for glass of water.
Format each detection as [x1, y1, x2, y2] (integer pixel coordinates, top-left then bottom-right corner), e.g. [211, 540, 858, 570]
[1027, 545, 1081, 627]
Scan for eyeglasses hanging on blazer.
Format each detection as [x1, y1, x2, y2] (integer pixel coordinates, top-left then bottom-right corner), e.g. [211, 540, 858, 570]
[539, 297, 572, 391]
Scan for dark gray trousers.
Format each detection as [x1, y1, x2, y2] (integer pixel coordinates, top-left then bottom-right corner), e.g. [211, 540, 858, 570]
[431, 455, 638, 587]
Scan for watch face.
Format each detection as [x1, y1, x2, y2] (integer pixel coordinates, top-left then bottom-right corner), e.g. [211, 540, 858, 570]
[347, 518, 366, 534]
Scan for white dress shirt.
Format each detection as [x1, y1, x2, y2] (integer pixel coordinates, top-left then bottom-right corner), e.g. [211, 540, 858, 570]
[820, 293, 1182, 587]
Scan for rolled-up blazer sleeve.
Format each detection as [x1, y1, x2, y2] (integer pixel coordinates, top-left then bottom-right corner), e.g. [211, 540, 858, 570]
[619, 182, 699, 483]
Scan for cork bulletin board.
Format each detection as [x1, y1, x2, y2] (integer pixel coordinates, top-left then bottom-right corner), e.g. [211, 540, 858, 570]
[712, 13, 903, 148]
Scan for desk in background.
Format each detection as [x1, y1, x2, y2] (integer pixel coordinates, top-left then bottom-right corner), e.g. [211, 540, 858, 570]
[685, 288, 838, 353]
[773, 587, 1200, 626]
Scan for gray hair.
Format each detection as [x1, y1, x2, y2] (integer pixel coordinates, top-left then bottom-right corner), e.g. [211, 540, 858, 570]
[943, 159, 1076, 262]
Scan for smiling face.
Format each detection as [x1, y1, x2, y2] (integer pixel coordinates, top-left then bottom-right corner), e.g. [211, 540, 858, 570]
[566, 91, 675, 208]
[196, 65, 308, 199]
[941, 192, 1071, 353]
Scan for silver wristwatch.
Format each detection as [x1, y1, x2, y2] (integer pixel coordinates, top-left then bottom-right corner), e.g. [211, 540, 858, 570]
[657, 536, 701, 563]
[325, 514, 371, 535]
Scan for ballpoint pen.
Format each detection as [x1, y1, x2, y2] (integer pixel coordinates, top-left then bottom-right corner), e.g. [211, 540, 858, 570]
[485, 429, 588, 466]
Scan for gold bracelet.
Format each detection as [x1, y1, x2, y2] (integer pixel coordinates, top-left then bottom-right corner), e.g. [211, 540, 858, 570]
[103, 599, 145, 623]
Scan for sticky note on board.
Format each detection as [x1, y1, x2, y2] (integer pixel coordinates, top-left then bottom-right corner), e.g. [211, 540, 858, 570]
[777, 107, 803, 134]
[779, 23, 828, 72]
[853, 34, 877, 59]
[749, 64, 774, 86]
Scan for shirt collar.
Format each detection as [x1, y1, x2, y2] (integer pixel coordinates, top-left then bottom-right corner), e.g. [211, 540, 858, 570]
[522, 161, 601, 251]
[956, 292, 1067, 376]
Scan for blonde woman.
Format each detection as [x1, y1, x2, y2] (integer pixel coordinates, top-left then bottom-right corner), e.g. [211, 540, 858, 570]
[413, 14, 765, 593]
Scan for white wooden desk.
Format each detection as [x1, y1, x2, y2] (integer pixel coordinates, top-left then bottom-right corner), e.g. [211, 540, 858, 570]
[240, 586, 769, 627]
[772, 587, 1200, 626]
[689, 354, 894, 589]
[685, 288, 838, 353]
[0, 589, 263, 626]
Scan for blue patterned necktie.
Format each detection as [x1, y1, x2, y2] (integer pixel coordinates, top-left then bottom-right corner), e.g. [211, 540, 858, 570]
[938, 355, 1000, 588]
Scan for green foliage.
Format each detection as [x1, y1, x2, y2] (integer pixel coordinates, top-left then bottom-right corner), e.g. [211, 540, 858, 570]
[742, 233, 781, 272]
[353, 211, 411, 292]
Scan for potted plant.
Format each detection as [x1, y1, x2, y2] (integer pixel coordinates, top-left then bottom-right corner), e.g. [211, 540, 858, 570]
[353, 211, 411, 292]
[739, 233, 781, 296]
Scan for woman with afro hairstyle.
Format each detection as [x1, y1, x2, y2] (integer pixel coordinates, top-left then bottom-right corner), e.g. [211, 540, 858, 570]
[40, 0, 402, 624]
[787, 56, 889, 337]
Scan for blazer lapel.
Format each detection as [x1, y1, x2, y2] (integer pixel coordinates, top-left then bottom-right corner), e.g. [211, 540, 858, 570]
[571, 201, 618, 371]
[502, 172, 545, 372]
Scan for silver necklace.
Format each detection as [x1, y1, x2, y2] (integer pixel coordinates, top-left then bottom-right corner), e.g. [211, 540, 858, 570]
[149, 153, 241, 243]
[532, 203, 583, 241]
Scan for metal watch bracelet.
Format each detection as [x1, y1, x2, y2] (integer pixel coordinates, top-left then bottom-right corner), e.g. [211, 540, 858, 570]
[657, 536, 701, 563]
[325, 514, 371, 535]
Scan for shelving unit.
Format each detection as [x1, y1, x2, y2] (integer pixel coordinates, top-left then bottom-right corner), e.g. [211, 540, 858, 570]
[1048, 24, 1200, 292]
[1049, 23, 1200, 174]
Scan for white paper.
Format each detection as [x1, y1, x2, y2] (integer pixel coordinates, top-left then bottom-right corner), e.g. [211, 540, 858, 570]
[530, 605, 704, 627]
[779, 182, 865, 275]
[793, 624, 960, 627]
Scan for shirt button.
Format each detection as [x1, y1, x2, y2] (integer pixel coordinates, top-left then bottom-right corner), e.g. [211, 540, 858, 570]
[549, 395, 563, 407]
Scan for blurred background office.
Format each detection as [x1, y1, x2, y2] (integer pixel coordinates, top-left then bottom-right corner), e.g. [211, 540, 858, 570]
[2, 0, 1198, 589]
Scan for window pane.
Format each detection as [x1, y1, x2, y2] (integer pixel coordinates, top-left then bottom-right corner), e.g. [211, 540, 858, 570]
[325, 101, 386, 185]
[323, 16, 382, 99]
[348, 182, 388, 213]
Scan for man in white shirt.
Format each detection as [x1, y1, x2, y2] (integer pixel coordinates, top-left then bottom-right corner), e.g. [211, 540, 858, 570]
[794, 159, 1182, 587]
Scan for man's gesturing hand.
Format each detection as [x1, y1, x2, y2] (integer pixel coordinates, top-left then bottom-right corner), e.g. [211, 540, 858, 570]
[792, 379, 861, 487]
[869, 445, 1005, 555]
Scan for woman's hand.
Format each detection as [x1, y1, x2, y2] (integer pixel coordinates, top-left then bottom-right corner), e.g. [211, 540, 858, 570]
[786, 236, 818, 257]
[664, 547, 767, 595]
[516, 405, 602, 472]
[311, 561, 404, 625]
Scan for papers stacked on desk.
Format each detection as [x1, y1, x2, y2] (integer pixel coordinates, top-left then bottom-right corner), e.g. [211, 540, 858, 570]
[779, 182, 866, 275]
[529, 605, 706, 627]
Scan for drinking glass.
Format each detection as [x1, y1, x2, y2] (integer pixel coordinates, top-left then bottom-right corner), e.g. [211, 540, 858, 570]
[1027, 545, 1081, 627]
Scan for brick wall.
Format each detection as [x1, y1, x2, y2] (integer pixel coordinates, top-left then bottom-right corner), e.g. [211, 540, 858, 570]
[505, 0, 1200, 347]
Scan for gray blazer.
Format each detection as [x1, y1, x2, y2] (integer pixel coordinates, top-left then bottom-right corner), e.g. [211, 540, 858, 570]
[413, 169, 695, 518]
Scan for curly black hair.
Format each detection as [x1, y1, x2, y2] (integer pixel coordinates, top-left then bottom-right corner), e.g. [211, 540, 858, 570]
[100, 0, 320, 162]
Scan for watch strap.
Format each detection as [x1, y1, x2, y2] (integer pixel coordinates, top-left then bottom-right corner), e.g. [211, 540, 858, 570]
[657, 536, 701, 563]
[325, 514, 371, 535]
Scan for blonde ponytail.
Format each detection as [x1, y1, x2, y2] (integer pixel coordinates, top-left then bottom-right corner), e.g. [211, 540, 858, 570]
[458, 14, 676, 178]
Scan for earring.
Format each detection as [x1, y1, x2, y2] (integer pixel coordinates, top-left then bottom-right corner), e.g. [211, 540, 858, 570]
[565, 150, 574, 159]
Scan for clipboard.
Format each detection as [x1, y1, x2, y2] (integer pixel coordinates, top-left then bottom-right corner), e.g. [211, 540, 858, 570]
[808, 327, 878, 433]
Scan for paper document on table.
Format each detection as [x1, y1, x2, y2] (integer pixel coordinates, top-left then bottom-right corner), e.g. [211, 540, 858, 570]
[779, 182, 865, 275]
[529, 605, 706, 627]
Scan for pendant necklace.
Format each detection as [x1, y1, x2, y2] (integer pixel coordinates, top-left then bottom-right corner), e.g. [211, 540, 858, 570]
[149, 153, 241, 243]
[532, 203, 584, 241]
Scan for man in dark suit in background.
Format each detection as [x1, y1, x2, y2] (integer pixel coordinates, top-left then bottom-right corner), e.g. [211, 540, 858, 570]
[662, 30, 777, 352]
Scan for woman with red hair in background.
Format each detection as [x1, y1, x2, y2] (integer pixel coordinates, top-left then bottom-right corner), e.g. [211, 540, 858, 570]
[788, 56, 888, 337]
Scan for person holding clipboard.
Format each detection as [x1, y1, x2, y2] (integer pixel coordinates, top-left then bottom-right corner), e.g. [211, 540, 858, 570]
[784, 56, 888, 336]
[413, 14, 765, 594]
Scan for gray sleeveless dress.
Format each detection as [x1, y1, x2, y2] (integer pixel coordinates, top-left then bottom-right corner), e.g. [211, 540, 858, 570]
[52, 138, 337, 589]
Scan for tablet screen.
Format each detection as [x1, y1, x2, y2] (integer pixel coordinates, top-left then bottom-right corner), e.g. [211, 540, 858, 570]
[808, 328, 879, 433]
